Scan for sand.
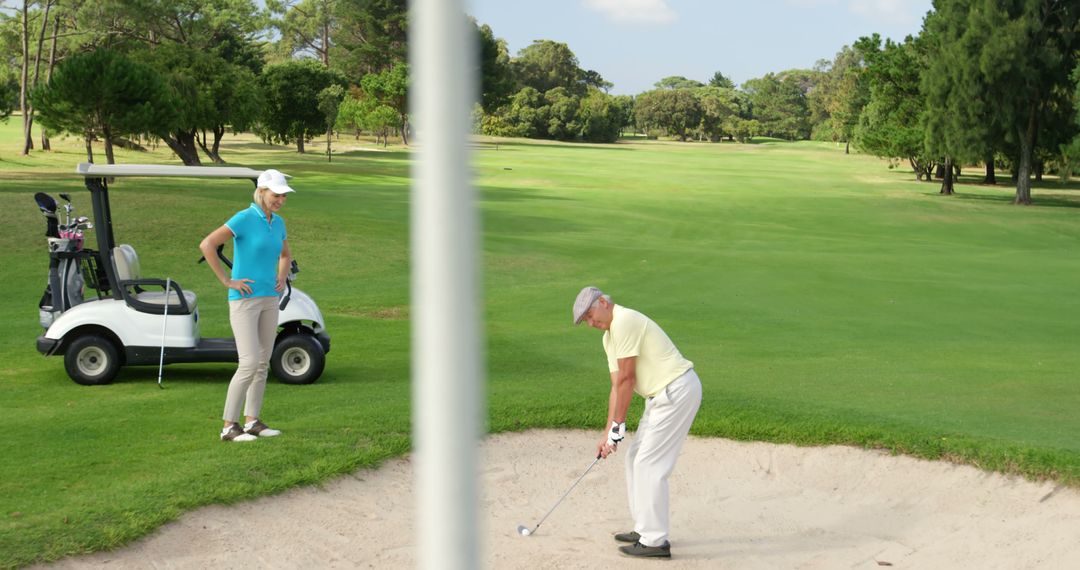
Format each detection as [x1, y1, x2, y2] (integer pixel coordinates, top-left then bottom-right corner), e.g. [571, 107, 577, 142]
[41, 430, 1080, 569]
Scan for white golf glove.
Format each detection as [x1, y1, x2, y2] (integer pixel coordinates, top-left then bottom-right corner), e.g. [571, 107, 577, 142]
[606, 421, 626, 446]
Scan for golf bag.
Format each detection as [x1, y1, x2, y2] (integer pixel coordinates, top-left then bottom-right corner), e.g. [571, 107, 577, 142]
[35, 192, 91, 328]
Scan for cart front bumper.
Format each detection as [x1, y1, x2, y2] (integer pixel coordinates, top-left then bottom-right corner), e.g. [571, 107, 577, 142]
[37, 336, 60, 356]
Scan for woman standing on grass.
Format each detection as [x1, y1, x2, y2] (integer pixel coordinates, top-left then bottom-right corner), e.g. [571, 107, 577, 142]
[199, 169, 294, 442]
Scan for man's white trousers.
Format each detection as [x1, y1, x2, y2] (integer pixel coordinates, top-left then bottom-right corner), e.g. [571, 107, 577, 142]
[624, 368, 703, 547]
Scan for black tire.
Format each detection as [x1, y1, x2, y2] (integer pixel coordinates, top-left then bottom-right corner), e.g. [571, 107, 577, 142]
[64, 334, 121, 385]
[271, 333, 325, 385]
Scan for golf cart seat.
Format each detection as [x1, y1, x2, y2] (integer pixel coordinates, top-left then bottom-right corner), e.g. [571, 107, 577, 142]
[112, 244, 196, 314]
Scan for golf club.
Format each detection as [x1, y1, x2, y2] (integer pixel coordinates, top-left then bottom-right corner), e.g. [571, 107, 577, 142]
[157, 278, 171, 389]
[517, 454, 602, 537]
[59, 193, 72, 231]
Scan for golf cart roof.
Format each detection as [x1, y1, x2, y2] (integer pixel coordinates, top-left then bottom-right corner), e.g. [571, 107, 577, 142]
[76, 163, 288, 180]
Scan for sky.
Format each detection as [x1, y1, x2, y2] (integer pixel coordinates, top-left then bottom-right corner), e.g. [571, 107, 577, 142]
[466, 0, 934, 95]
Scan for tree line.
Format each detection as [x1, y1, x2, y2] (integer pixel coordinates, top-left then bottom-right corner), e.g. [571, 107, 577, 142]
[476, 0, 1080, 204]
[3, 0, 1079, 203]
[1, 0, 407, 165]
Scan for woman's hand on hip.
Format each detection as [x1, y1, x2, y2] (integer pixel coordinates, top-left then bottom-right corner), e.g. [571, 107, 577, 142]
[226, 278, 255, 296]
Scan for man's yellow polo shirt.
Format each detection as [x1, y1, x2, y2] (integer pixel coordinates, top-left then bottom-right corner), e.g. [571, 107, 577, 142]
[602, 304, 694, 398]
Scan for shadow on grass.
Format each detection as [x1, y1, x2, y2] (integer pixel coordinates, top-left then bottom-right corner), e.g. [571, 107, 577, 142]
[479, 183, 576, 203]
[110, 362, 380, 387]
[111, 365, 234, 385]
[479, 184, 584, 236]
[478, 139, 638, 152]
[331, 149, 411, 161]
[950, 191, 1080, 209]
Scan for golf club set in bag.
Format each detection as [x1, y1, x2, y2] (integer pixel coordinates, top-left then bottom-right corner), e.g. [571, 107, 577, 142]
[35, 191, 100, 328]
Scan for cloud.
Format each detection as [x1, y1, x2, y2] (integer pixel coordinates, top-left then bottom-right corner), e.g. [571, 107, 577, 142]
[784, 0, 840, 6]
[848, 0, 918, 25]
[583, 0, 677, 24]
[784, 0, 923, 26]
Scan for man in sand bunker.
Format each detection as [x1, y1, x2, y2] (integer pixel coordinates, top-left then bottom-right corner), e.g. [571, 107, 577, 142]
[573, 286, 703, 559]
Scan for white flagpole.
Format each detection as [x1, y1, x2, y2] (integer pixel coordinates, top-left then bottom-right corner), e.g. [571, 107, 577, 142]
[410, 1, 482, 569]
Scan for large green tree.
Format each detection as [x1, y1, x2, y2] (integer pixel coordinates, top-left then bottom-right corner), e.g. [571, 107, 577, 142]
[359, 61, 408, 144]
[655, 76, 704, 90]
[578, 88, 625, 142]
[269, 0, 339, 67]
[581, 69, 612, 92]
[812, 40, 876, 152]
[480, 86, 544, 138]
[336, 92, 398, 146]
[742, 72, 812, 140]
[708, 71, 735, 89]
[479, 85, 625, 143]
[317, 83, 344, 160]
[62, 0, 266, 164]
[31, 48, 176, 164]
[258, 58, 346, 152]
[0, 65, 17, 121]
[475, 20, 513, 113]
[695, 86, 741, 142]
[856, 35, 936, 180]
[511, 39, 585, 96]
[634, 88, 702, 141]
[335, 0, 407, 75]
[137, 43, 263, 164]
[923, 0, 1080, 204]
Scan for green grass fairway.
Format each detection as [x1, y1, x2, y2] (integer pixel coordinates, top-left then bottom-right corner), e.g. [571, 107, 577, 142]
[2, 123, 1079, 568]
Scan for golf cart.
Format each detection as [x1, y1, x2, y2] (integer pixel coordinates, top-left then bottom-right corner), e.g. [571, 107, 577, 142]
[35, 163, 330, 386]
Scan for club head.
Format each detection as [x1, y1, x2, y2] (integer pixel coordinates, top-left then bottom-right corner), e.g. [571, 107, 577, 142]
[34, 192, 57, 214]
[59, 193, 71, 203]
[516, 524, 532, 537]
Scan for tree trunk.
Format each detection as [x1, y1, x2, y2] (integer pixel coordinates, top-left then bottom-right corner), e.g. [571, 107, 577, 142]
[321, 23, 330, 67]
[909, 157, 922, 180]
[983, 156, 996, 184]
[400, 115, 409, 145]
[844, 139, 850, 155]
[162, 130, 202, 165]
[297, 135, 306, 154]
[20, 1, 31, 155]
[1014, 110, 1035, 205]
[211, 125, 225, 162]
[84, 134, 94, 163]
[40, 13, 59, 151]
[940, 156, 955, 195]
[103, 125, 116, 165]
[20, 0, 52, 155]
[326, 125, 332, 162]
[195, 129, 225, 164]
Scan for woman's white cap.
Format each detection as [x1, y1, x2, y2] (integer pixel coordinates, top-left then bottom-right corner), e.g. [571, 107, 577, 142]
[257, 169, 295, 194]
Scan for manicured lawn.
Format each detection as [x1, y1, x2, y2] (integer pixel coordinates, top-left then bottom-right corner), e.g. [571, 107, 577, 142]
[1, 122, 1078, 568]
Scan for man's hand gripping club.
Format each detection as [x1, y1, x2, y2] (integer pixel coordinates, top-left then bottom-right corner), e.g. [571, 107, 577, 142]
[598, 420, 626, 458]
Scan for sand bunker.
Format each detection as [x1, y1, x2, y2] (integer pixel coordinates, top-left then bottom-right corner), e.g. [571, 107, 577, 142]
[41, 430, 1080, 569]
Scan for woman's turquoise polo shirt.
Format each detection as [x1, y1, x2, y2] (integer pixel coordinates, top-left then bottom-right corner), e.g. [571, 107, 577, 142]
[224, 203, 287, 301]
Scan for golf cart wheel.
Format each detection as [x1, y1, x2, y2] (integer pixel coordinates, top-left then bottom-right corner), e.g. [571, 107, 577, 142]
[271, 333, 325, 385]
[64, 334, 120, 386]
